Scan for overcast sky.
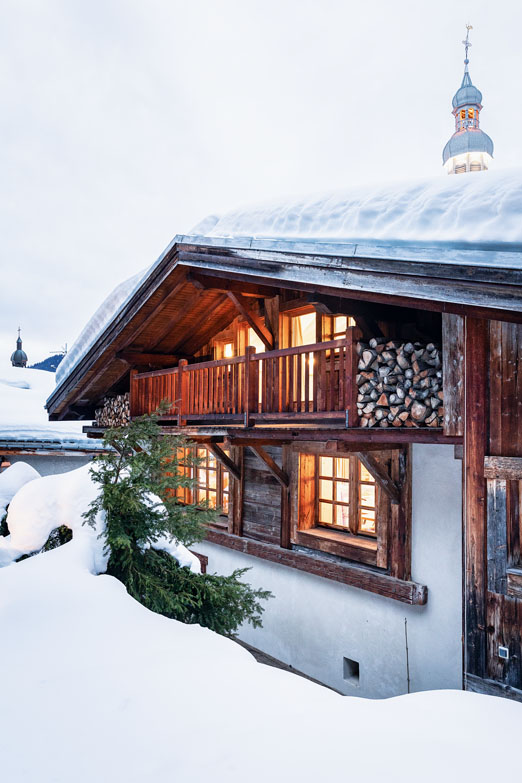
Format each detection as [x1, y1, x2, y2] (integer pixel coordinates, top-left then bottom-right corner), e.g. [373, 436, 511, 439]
[1, 0, 521, 365]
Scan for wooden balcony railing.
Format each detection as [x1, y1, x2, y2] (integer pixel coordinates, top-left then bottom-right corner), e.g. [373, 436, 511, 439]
[130, 332, 358, 427]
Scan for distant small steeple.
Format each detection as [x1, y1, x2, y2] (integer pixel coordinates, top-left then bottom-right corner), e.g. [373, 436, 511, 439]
[442, 25, 494, 174]
[11, 327, 28, 367]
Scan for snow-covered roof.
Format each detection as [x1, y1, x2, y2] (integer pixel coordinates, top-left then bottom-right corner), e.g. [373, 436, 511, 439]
[50, 170, 522, 404]
[190, 169, 522, 247]
[0, 362, 104, 451]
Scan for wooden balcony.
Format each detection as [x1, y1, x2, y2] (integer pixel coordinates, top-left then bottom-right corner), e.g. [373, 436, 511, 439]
[130, 333, 359, 427]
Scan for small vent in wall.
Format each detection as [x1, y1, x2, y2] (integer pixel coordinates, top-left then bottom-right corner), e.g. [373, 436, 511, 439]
[343, 657, 360, 685]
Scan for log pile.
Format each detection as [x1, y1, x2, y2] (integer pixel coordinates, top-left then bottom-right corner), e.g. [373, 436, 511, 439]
[95, 393, 130, 427]
[356, 339, 443, 428]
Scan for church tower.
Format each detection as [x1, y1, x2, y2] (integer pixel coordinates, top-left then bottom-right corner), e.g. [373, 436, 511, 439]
[10, 328, 28, 368]
[443, 26, 494, 174]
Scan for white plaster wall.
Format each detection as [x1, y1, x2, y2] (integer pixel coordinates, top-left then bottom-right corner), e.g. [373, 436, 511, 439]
[196, 444, 463, 698]
[9, 454, 93, 477]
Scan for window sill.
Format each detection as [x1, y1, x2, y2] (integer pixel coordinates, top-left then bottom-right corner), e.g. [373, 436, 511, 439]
[204, 528, 427, 605]
[294, 528, 378, 566]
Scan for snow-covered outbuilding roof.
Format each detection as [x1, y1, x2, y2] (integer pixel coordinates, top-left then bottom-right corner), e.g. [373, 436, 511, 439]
[47, 170, 522, 420]
[0, 362, 104, 452]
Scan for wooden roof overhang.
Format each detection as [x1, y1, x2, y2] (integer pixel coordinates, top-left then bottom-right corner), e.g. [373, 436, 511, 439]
[47, 234, 522, 421]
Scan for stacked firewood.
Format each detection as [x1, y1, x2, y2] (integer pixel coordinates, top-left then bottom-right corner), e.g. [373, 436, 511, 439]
[95, 393, 130, 427]
[356, 339, 443, 428]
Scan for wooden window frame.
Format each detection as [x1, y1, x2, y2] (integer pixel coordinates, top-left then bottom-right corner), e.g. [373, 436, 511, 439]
[291, 446, 410, 573]
[174, 445, 231, 527]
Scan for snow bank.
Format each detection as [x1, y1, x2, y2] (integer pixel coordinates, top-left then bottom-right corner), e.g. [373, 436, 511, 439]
[0, 361, 105, 448]
[0, 462, 40, 518]
[193, 168, 522, 246]
[55, 267, 148, 386]
[0, 463, 200, 575]
[0, 471, 521, 781]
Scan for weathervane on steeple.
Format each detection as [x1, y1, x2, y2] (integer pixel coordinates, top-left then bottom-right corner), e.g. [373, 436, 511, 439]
[442, 24, 494, 174]
[462, 24, 473, 71]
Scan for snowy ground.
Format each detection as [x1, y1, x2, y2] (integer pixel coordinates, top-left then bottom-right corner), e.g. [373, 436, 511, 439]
[0, 464, 521, 782]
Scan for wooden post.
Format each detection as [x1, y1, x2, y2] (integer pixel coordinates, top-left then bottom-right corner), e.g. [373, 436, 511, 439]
[243, 346, 257, 427]
[464, 317, 488, 680]
[129, 369, 139, 417]
[442, 313, 465, 436]
[177, 359, 188, 426]
[347, 326, 359, 427]
[280, 445, 291, 549]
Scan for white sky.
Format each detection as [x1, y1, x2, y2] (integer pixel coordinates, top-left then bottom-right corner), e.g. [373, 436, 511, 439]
[1, 0, 521, 365]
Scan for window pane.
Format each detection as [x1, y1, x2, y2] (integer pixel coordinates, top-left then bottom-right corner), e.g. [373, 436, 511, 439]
[222, 494, 229, 513]
[208, 470, 217, 489]
[197, 469, 207, 485]
[335, 457, 350, 479]
[335, 481, 349, 503]
[319, 502, 333, 525]
[222, 472, 229, 491]
[359, 508, 376, 534]
[208, 491, 217, 509]
[208, 452, 216, 467]
[319, 456, 333, 477]
[197, 488, 207, 504]
[359, 463, 374, 483]
[319, 479, 333, 500]
[335, 504, 350, 527]
[360, 483, 376, 508]
[197, 448, 206, 460]
[334, 316, 347, 334]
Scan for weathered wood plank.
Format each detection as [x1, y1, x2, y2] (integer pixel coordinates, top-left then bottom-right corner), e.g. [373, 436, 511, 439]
[486, 479, 508, 594]
[507, 567, 522, 599]
[442, 313, 464, 436]
[205, 528, 428, 605]
[484, 456, 522, 480]
[464, 316, 488, 679]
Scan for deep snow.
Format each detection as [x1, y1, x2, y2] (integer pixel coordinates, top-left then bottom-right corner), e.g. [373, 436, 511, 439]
[0, 464, 521, 782]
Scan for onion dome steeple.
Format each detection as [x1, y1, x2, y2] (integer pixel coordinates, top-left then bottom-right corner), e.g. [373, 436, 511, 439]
[10, 328, 28, 367]
[442, 25, 494, 174]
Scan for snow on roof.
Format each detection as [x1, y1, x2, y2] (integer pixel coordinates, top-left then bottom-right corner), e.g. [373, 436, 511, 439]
[55, 267, 149, 387]
[191, 168, 522, 247]
[1, 464, 521, 782]
[0, 361, 104, 450]
[52, 170, 522, 399]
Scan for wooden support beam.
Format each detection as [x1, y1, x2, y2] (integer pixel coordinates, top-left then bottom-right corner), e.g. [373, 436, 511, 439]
[389, 446, 412, 581]
[227, 292, 274, 350]
[116, 351, 186, 367]
[207, 443, 242, 482]
[464, 316, 488, 679]
[186, 272, 274, 298]
[249, 445, 289, 487]
[354, 451, 401, 505]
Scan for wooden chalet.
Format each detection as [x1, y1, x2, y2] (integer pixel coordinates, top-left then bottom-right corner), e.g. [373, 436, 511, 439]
[46, 190, 522, 700]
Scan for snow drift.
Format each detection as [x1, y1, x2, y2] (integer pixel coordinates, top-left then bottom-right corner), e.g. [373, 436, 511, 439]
[0, 465, 521, 782]
[0, 462, 40, 519]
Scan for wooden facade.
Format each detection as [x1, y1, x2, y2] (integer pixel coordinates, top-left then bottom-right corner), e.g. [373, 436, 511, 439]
[46, 234, 522, 700]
